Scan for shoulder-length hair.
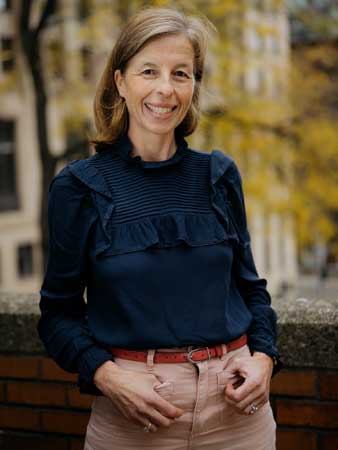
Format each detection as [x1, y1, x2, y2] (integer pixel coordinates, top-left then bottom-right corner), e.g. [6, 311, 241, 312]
[91, 7, 215, 151]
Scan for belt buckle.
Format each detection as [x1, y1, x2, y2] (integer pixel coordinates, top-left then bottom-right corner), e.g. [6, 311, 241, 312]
[187, 346, 211, 364]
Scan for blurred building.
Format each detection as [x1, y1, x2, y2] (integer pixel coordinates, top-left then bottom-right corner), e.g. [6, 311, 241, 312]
[0, 0, 43, 293]
[0, 0, 297, 295]
[240, 1, 298, 294]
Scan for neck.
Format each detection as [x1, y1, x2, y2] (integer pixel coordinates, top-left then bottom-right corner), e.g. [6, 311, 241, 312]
[127, 129, 177, 162]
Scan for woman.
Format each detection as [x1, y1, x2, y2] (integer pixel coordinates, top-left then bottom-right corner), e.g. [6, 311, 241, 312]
[38, 7, 282, 450]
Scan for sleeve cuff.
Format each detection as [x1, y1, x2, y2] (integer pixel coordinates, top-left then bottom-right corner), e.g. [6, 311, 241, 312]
[248, 343, 284, 378]
[271, 356, 284, 377]
[77, 345, 114, 396]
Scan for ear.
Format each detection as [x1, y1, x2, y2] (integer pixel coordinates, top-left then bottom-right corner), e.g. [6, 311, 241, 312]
[114, 69, 126, 98]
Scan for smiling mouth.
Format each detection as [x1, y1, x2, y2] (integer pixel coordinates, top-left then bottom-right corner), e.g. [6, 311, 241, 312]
[145, 103, 177, 115]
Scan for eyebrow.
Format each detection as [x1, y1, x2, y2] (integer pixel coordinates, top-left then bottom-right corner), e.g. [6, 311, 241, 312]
[138, 62, 193, 70]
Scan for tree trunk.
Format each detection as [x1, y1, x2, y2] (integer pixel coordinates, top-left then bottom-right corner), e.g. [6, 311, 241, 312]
[18, 0, 57, 271]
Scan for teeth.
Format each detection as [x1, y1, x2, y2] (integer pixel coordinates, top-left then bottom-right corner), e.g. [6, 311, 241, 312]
[146, 104, 174, 114]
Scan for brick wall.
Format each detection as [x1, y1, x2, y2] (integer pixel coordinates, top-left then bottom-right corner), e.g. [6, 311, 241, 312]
[0, 354, 337, 450]
[271, 369, 338, 450]
[0, 355, 90, 450]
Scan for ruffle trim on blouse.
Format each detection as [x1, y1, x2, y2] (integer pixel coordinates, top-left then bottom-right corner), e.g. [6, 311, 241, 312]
[67, 158, 115, 257]
[101, 212, 239, 257]
[210, 150, 251, 250]
[66, 149, 249, 258]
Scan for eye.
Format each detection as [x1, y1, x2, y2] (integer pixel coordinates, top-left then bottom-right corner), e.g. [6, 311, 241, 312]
[174, 70, 190, 78]
[142, 69, 156, 76]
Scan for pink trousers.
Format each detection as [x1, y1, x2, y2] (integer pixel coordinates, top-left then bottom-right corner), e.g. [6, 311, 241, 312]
[84, 344, 276, 450]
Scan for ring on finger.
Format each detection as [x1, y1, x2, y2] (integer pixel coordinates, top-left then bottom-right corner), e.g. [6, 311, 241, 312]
[249, 403, 259, 414]
[143, 420, 152, 432]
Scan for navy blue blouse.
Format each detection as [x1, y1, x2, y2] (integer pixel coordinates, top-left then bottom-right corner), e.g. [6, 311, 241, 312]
[38, 134, 281, 395]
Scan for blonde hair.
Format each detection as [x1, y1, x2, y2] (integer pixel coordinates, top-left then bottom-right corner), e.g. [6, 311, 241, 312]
[92, 7, 215, 150]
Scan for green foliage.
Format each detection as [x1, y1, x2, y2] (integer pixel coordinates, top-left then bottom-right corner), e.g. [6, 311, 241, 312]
[289, 42, 338, 250]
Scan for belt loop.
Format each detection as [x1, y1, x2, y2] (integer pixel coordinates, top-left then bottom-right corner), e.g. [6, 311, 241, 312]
[146, 349, 156, 371]
[221, 344, 227, 356]
[215, 344, 223, 358]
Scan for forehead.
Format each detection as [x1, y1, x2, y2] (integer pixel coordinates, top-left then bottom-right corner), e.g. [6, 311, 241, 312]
[130, 34, 195, 66]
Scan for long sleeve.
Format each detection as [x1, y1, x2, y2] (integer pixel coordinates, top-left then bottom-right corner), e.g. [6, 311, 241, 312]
[232, 245, 279, 357]
[225, 161, 283, 376]
[37, 168, 113, 395]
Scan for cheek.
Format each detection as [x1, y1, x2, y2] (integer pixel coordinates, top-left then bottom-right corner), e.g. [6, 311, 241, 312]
[124, 80, 150, 106]
[124, 95, 143, 113]
[180, 88, 194, 110]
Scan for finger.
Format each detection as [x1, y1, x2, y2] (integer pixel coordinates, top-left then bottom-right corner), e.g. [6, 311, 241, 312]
[117, 398, 171, 431]
[243, 396, 268, 416]
[232, 376, 245, 389]
[224, 381, 251, 404]
[148, 406, 176, 428]
[150, 394, 184, 419]
[224, 357, 248, 378]
[223, 383, 235, 403]
[148, 422, 158, 433]
[224, 377, 257, 403]
[224, 379, 266, 409]
[236, 390, 268, 412]
[136, 413, 158, 433]
[227, 378, 267, 408]
[229, 394, 265, 416]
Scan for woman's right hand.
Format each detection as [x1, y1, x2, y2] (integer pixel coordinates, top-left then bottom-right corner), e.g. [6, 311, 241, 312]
[93, 360, 184, 432]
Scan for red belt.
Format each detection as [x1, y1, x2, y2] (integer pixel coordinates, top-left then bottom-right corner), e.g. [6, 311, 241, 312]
[109, 334, 247, 364]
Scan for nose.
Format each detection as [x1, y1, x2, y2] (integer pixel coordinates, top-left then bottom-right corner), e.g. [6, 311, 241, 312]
[156, 76, 174, 97]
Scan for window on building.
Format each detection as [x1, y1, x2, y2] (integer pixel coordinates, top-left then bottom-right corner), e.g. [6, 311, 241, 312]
[78, 0, 91, 20]
[268, 35, 280, 54]
[17, 243, 34, 278]
[0, 0, 11, 12]
[1, 37, 14, 73]
[246, 66, 266, 94]
[0, 119, 18, 211]
[249, 28, 265, 52]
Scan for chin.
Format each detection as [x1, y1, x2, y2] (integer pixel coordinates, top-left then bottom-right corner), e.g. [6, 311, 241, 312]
[145, 124, 178, 136]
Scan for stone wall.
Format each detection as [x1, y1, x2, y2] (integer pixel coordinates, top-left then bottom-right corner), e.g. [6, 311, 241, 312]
[0, 292, 337, 450]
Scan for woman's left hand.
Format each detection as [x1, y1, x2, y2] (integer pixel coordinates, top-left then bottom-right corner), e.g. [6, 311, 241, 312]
[223, 351, 274, 415]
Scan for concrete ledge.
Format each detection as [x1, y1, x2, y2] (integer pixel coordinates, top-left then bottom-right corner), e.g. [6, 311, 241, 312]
[0, 292, 44, 353]
[0, 292, 337, 368]
[274, 296, 338, 368]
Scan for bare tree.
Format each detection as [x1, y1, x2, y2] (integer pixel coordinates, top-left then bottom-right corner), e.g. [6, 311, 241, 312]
[17, 0, 90, 270]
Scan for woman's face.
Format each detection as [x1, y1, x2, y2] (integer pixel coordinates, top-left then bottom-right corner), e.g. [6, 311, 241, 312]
[114, 33, 195, 140]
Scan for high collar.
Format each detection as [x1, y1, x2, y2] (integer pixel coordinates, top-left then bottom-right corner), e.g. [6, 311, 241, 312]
[114, 133, 188, 169]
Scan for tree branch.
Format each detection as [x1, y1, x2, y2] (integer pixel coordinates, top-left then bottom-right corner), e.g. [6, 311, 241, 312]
[204, 108, 299, 144]
[19, 0, 32, 34]
[35, 0, 57, 35]
[57, 140, 91, 161]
